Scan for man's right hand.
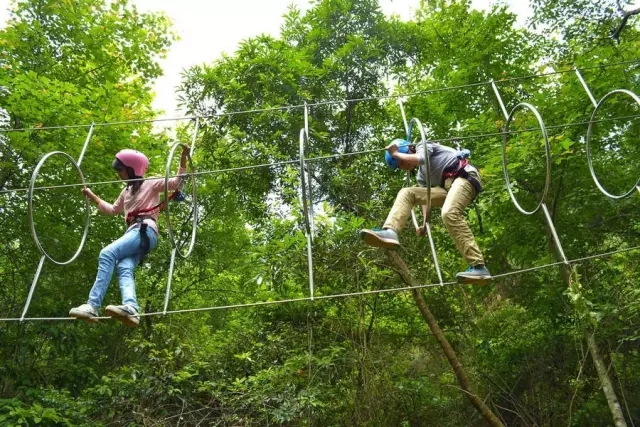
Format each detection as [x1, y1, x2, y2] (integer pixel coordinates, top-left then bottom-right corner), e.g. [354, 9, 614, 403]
[385, 142, 398, 156]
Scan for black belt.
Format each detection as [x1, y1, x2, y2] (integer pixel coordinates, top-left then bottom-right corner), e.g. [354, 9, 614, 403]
[131, 216, 156, 263]
[457, 168, 483, 197]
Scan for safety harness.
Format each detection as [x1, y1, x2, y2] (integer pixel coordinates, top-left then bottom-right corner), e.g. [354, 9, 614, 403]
[441, 151, 483, 197]
[416, 146, 484, 236]
[125, 188, 184, 262]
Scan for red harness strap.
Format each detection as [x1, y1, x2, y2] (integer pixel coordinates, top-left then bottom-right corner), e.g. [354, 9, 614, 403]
[442, 158, 469, 179]
[125, 189, 180, 227]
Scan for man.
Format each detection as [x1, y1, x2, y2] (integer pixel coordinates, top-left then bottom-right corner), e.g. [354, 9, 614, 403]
[360, 139, 492, 284]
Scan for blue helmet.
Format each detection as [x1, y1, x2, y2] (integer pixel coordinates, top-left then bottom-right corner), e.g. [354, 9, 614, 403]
[385, 139, 411, 170]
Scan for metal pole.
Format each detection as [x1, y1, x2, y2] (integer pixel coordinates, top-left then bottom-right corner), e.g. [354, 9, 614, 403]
[397, 98, 409, 137]
[163, 248, 177, 314]
[490, 80, 510, 121]
[541, 203, 569, 265]
[189, 117, 200, 156]
[20, 256, 46, 321]
[425, 224, 444, 285]
[76, 122, 95, 167]
[304, 104, 314, 236]
[300, 103, 315, 300]
[575, 69, 599, 108]
[307, 234, 314, 300]
[304, 102, 309, 140]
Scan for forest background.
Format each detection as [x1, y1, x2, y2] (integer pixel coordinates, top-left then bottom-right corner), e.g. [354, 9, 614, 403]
[0, 0, 639, 425]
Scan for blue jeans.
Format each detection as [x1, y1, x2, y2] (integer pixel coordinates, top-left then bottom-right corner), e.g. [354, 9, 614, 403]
[87, 225, 158, 311]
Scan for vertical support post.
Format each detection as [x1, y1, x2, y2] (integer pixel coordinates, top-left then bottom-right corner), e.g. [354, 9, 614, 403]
[490, 80, 510, 121]
[304, 103, 309, 140]
[306, 236, 314, 300]
[300, 103, 314, 300]
[163, 248, 177, 314]
[76, 122, 95, 167]
[575, 68, 599, 108]
[303, 102, 315, 421]
[20, 256, 46, 321]
[304, 104, 314, 236]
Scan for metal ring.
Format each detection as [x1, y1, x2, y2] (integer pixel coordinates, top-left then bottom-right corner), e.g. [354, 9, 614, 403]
[586, 89, 640, 199]
[28, 151, 90, 265]
[164, 142, 197, 258]
[299, 128, 313, 238]
[503, 102, 551, 215]
[406, 118, 430, 230]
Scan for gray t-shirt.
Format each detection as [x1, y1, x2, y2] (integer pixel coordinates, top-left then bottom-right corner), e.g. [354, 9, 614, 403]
[415, 143, 460, 187]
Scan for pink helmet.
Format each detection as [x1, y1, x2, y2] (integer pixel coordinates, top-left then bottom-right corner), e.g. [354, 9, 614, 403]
[115, 149, 149, 176]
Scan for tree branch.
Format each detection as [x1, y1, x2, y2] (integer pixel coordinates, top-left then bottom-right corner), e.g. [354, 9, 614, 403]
[610, 6, 640, 43]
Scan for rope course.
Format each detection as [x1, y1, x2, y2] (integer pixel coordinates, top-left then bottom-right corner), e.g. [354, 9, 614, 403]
[2, 58, 639, 323]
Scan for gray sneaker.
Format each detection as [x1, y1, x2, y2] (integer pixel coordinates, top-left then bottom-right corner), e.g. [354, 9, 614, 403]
[105, 304, 140, 328]
[359, 228, 400, 249]
[456, 265, 493, 285]
[69, 303, 99, 323]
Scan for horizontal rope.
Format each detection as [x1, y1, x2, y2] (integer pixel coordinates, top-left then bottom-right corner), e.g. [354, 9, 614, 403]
[494, 59, 640, 84]
[1, 60, 638, 133]
[2, 112, 639, 196]
[1, 244, 637, 323]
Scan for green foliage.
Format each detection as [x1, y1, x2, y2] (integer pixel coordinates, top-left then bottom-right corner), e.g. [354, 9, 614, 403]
[1, 0, 639, 426]
[0, 389, 94, 426]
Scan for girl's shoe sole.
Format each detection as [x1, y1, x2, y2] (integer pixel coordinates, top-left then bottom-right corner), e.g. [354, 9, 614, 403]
[105, 306, 139, 328]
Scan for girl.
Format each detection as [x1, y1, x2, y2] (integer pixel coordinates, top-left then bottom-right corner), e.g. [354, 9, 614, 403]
[70, 145, 189, 327]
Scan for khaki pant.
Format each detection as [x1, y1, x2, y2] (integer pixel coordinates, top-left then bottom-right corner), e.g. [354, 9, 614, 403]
[383, 174, 484, 266]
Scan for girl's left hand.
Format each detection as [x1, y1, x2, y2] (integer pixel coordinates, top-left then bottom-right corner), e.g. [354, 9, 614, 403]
[82, 187, 100, 204]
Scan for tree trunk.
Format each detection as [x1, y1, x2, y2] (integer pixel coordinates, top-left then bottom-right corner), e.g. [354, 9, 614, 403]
[585, 331, 628, 427]
[387, 250, 505, 427]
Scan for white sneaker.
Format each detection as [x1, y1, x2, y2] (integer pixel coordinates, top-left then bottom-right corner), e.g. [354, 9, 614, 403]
[69, 304, 99, 323]
[105, 304, 140, 328]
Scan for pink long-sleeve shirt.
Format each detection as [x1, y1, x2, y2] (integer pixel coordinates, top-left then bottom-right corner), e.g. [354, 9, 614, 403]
[97, 167, 186, 235]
